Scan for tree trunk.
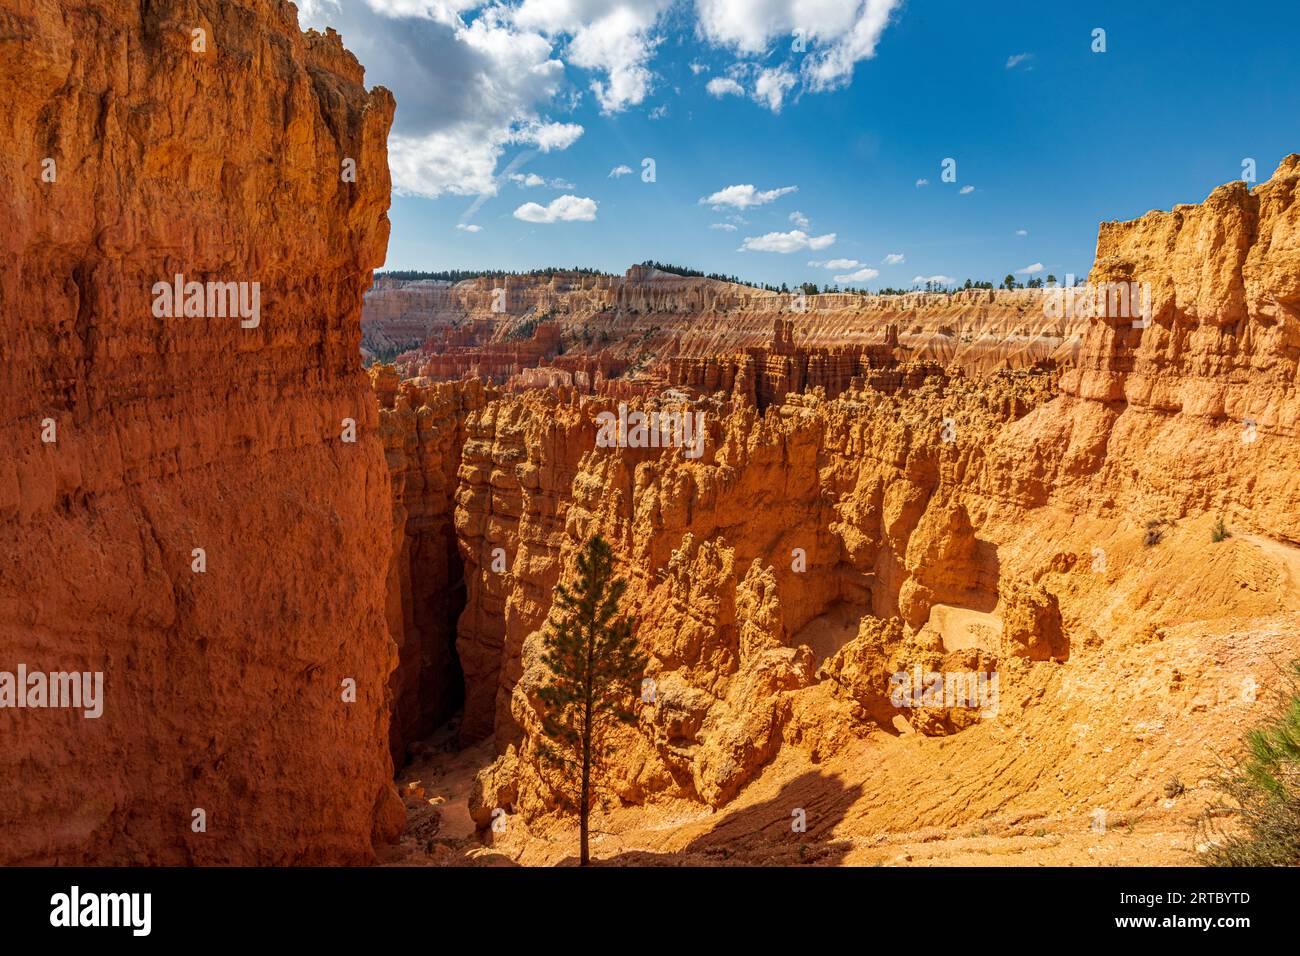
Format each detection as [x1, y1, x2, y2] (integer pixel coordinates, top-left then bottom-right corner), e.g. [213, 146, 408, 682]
[579, 561, 597, 866]
[580, 649, 593, 866]
[579, 787, 589, 866]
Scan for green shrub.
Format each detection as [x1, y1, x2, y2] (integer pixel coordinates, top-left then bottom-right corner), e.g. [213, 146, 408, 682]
[1201, 662, 1300, 866]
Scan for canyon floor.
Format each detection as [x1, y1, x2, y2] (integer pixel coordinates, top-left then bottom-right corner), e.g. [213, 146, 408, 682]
[385, 533, 1300, 866]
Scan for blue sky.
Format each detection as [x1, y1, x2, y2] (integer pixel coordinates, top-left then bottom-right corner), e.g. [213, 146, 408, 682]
[301, 0, 1300, 290]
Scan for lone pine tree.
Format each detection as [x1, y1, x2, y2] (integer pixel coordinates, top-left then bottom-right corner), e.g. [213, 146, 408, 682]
[536, 534, 646, 866]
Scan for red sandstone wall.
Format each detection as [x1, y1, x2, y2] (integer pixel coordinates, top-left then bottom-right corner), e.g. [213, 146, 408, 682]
[0, 0, 401, 863]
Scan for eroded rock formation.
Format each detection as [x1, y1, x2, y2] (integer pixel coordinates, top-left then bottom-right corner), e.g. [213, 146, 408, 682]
[365, 265, 1088, 391]
[453, 157, 1300, 831]
[0, 2, 399, 864]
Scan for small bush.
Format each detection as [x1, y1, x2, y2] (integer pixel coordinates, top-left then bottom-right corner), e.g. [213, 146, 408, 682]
[1200, 662, 1300, 866]
[1144, 527, 1163, 547]
[1212, 518, 1231, 543]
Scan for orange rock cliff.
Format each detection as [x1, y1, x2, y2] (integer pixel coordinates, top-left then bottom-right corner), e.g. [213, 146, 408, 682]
[370, 159, 1300, 848]
[1, 2, 400, 863]
[3, 0, 1298, 866]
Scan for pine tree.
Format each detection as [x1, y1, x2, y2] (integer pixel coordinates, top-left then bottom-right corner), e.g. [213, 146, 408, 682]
[536, 534, 646, 866]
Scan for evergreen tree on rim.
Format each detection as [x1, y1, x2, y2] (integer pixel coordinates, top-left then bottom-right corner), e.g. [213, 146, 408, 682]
[535, 534, 647, 866]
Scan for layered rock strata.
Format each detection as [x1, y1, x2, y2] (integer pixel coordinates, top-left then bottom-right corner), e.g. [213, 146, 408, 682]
[365, 266, 1089, 386]
[0, 3, 399, 863]
[457, 158, 1300, 827]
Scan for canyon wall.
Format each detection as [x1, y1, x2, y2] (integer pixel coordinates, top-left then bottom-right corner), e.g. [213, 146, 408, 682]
[458, 158, 1300, 826]
[0, 1, 400, 863]
[374, 369, 492, 762]
[363, 277, 461, 356]
[365, 268, 1087, 387]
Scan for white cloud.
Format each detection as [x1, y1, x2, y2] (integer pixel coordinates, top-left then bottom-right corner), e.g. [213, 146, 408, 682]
[524, 121, 585, 151]
[706, 76, 744, 97]
[1005, 52, 1034, 70]
[959, 185, 975, 194]
[710, 222, 737, 231]
[696, 0, 902, 100]
[509, 171, 575, 189]
[753, 66, 796, 112]
[834, 267, 879, 283]
[302, 1, 905, 193]
[701, 183, 797, 209]
[301, 2, 904, 194]
[915, 178, 929, 187]
[1016, 262, 1044, 274]
[789, 210, 811, 229]
[608, 164, 634, 177]
[456, 223, 483, 232]
[1015, 229, 1028, 236]
[810, 258, 859, 269]
[649, 104, 668, 119]
[513, 194, 598, 223]
[883, 252, 905, 265]
[913, 274, 954, 285]
[299, 2, 583, 199]
[740, 229, 836, 253]
[514, 0, 674, 113]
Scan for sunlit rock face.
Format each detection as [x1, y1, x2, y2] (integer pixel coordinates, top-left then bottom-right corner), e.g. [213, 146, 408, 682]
[453, 159, 1300, 827]
[0, 2, 400, 863]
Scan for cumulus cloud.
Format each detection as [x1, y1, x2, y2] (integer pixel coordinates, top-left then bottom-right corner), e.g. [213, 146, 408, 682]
[915, 178, 929, 187]
[456, 223, 483, 232]
[959, 185, 975, 194]
[299, 1, 670, 196]
[739, 229, 835, 253]
[297, 1, 586, 199]
[1015, 229, 1028, 236]
[513, 194, 598, 223]
[696, 0, 901, 109]
[753, 66, 796, 111]
[511, 0, 674, 113]
[810, 258, 859, 269]
[882, 252, 905, 265]
[710, 222, 738, 231]
[1016, 262, 1044, 274]
[300, 1, 906, 193]
[789, 210, 811, 229]
[608, 164, 634, 177]
[524, 121, 584, 151]
[913, 274, 954, 285]
[701, 183, 798, 209]
[706, 76, 744, 97]
[834, 267, 879, 283]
